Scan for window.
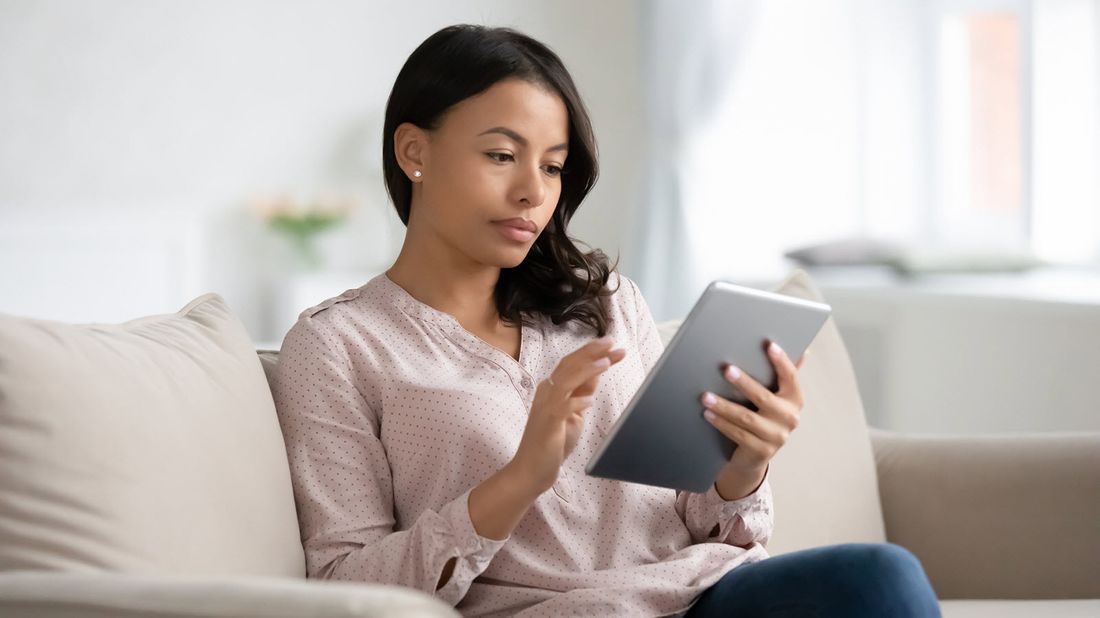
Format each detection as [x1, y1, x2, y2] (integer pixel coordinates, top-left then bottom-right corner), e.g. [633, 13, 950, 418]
[933, 0, 1099, 263]
[937, 5, 1027, 247]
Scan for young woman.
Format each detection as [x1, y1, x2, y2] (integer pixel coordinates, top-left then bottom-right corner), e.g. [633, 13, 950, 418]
[271, 24, 941, 617]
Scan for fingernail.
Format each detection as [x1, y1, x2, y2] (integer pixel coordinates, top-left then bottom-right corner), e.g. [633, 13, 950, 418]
[595, 357, 610, 368]
[704, 409, 716, 422]
[769, 341, 782, 355]
[725, 365, 742, 380]
[702, 392, 717, 407]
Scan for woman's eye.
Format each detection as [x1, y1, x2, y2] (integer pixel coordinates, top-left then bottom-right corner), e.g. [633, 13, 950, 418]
[486, 152, 561, 177]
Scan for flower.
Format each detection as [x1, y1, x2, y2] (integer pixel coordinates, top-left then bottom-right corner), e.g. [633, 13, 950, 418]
[248, 193, 359, 269]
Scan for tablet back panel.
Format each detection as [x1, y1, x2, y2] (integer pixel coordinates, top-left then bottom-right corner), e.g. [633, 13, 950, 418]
[585, 280, 831, 492]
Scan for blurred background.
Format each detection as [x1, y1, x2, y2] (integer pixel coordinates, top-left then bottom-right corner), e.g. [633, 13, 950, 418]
[1, 0, 1098, 435]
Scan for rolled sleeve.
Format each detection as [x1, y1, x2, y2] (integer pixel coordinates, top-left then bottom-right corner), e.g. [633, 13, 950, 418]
[433, 488, 511, 600]
[676, 465, 774, 549]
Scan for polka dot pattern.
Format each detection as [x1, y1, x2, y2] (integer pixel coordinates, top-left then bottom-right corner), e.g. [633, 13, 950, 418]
[270, 271, 774, 617]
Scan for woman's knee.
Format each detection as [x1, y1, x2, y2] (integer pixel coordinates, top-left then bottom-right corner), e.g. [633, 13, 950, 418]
[824, 543, 940, 616]
[827, 543, 928, 581]
[702, 544, 939, 617]
[863, 543, 928, 578]
[862, 538, 924, 563]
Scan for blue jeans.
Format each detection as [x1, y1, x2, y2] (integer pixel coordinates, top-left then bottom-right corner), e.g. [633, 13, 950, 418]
[684, 543, 942, 617]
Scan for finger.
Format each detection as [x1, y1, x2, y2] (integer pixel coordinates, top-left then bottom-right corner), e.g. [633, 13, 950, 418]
[721, 362, 776, 412]
[571, 347, 625, 397]
[569, 395, 595, 414]
[551, 352, 613, 394]
[573, 335, 616, 360]
[702, 405, 772, 455]
[570, 373, 599, 398]
[701, 391, 786, 445]
[608, 347, 627, 364]
[548, 337, 615, 391]
[767, 341, 804, 405]
[551, 336, 614, 385]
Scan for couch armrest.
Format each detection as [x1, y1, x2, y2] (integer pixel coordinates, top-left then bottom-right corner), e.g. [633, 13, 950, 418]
[0, 571, 458, 618]
[870, 428, 1100, 600]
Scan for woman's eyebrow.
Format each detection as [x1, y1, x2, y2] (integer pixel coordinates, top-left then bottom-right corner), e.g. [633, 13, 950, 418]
[477, 126, 568, 153]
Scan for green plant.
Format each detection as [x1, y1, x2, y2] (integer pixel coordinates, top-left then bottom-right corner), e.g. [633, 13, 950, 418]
[250, 195, 356, 270]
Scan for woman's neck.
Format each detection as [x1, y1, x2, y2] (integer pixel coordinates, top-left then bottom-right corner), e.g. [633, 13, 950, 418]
[385, 241, 503, 330]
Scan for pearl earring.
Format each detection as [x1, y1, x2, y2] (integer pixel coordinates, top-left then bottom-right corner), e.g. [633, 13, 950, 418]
[413, 169, 422, 178]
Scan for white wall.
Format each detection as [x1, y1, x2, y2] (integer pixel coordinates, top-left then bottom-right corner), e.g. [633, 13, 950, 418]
[0, 0, 643, 342]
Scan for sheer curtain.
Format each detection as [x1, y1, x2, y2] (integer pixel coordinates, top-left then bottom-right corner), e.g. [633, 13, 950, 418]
[629, 0, 880, 321]
[627, 0, 764, 322]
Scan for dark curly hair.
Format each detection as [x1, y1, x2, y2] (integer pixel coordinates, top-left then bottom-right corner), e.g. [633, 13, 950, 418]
[382, 24, 620, 337]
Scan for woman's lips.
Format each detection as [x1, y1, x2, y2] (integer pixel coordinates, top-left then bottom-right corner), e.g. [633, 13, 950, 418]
[493, 221, 536, 242]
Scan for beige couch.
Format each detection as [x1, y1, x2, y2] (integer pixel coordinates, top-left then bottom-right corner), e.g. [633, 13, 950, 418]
[0, 269, 1096, 617]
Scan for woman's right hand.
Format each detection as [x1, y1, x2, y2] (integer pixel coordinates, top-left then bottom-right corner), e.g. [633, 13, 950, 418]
[466, 336, 627, 543]
[510, 335, 627, 494]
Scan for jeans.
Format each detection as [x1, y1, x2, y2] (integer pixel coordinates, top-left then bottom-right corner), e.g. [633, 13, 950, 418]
[684, 543, 942, 617]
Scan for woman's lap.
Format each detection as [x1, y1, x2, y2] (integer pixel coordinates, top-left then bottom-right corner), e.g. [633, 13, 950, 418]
[684, 542, 942, 618]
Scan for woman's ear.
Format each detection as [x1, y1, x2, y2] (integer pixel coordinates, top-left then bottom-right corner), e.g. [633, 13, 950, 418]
[394, 122, 430, 182]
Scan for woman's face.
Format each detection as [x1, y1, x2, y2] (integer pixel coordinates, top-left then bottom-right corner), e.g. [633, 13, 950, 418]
[401, 78, 570, 269]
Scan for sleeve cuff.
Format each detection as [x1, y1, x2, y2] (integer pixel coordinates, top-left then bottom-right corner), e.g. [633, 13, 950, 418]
[430, 488, 511, 601]
[705, 464, 772, 515]
[443, 487, 511, 556]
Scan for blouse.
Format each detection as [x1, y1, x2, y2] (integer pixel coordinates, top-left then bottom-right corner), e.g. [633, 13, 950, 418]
[270, 271, 773, 617]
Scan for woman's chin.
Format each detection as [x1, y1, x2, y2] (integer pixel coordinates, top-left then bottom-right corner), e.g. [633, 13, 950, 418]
[484, 248, 532, 270]
[501, 253, 530, 269]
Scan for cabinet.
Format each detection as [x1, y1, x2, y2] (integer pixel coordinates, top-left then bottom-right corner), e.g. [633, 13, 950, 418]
[753, 265, 1100, 434]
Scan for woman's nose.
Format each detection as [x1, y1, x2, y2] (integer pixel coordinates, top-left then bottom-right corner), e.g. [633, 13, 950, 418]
[515, 164, 547, 207]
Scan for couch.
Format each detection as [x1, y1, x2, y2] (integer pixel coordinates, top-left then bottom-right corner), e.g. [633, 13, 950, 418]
[0, 268, 1096, 617]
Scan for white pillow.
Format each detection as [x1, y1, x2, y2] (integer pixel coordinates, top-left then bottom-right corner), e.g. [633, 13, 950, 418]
[0, 294, 305, 576]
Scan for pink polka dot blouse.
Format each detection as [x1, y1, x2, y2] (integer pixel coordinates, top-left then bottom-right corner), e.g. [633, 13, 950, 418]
[271, 271, 773, 617]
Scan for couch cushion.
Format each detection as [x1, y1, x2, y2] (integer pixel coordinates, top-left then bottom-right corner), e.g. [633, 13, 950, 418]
[657, 268, 886, 554]
[0, 571, 458, 617]
[0, 294, 306, 577]
[940, 599, 1100, 618]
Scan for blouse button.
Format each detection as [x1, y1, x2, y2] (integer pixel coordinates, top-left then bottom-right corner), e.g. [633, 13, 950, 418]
[520, 376, 533, 389]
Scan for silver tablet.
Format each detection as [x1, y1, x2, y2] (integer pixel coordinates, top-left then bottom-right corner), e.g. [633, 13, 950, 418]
[585, 280, 832, 493]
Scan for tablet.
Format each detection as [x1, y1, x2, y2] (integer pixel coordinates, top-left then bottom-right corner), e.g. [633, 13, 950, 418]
[584, 279, 832, 493]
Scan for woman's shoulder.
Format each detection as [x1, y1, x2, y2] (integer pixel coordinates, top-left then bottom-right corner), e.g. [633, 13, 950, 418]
[604, 270, 646, 317]
[279, 274, 400, 351]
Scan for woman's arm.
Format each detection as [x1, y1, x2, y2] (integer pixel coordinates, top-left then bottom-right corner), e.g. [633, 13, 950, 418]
[272, 316, 510, 605]
[467, 461, 543, 539]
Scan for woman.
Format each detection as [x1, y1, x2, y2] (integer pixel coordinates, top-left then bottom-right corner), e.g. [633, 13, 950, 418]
[271, 24, 941, 617]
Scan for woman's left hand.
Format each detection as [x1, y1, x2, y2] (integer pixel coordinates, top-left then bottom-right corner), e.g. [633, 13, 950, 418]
[700, 340, 808, 498]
